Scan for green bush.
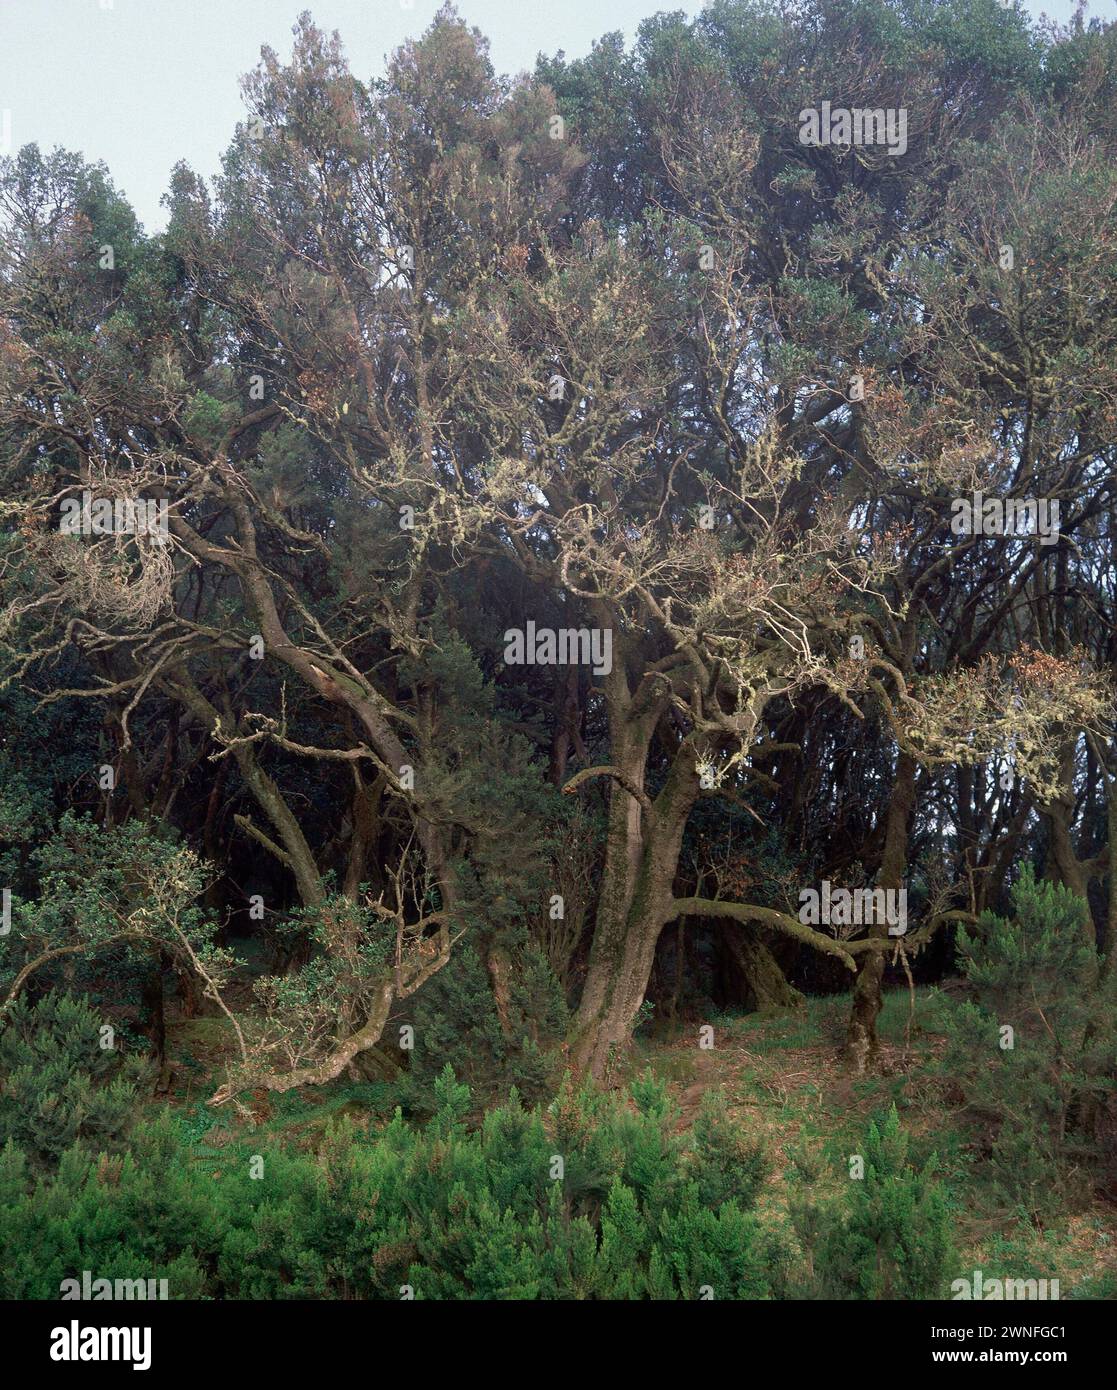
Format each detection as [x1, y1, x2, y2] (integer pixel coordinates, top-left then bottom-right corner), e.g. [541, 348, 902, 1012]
[793, 1105, 956, 1299]
[0, 1065, 791, 1300]
[1, 1057, 970, 1300]
[934, 868, 1116, 1218]
[0, 992, 150, 1169]
[0, 1114, 214, 1298]
[401, 944, 567, 1116]
[689, 1087, 767, 1209]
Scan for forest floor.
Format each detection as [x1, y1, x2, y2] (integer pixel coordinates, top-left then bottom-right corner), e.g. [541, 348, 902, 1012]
[162, 984, 1117, 1299]
[626, 989, 1117, 1297]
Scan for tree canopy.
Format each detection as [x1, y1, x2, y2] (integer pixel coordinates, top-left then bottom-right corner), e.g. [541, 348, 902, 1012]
[1, 0, 1115, 1107]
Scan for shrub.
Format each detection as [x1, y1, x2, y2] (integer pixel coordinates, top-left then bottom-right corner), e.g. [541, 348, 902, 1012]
[0, 992, 150, 1169]
[934, 867, 1116, 1218]
[794, 1105, 956, 1299]
[688, 1087, 767, 1209]
[401, 944, 567, 1116]
[0, 1067, 786, 1300]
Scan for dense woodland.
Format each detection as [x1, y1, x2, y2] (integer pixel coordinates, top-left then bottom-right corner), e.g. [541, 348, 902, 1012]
[1, 0, 1117, 1301]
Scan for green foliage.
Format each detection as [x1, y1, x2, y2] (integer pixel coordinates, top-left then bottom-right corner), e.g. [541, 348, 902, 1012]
[0, 1068, 788, 1300]
[0, 993, 149, 1170]
[1, 814, 223, 990]
[402, 944, 567, 1114]
[794, 1105, 956, 1299]
[935, 868, 1116, 1219]
[0, 687, 98, 887]
[181, 391, 235, 450]
[689, 1087, 767, 1209]
[402, 618, 566, 937]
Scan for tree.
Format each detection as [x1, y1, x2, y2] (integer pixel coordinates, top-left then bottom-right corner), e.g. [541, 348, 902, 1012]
[1, 0, 1115, 1097]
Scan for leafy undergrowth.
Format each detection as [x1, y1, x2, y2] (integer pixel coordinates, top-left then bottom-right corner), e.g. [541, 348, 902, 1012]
[622, 988, 1117, 1298]
[150, 984, 1117, 1298]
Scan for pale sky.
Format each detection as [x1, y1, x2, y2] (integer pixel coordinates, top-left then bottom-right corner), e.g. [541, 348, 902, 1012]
[0, 0, 1103, 233]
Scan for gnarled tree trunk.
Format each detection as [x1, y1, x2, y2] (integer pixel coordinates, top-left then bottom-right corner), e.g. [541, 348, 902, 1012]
[726, 925, 805, 1012]
[844, 751, 916, 1070]
[567, 730, 700, 1079]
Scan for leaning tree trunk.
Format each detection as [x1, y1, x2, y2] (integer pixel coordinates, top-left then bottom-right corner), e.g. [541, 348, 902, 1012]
[844, 751, 916, 1070]
[568, 902, 667, 1081]
[726, 925, 805, 1012]
[568, 745, 700, 1079]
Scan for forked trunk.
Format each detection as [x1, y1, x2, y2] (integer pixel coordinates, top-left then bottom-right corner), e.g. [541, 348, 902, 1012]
[568, 911, 666, 1080]
[569, 744, 699, 1079]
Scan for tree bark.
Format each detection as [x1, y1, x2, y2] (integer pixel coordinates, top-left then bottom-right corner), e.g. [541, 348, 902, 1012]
[726, 925, 806, 1012]
[567, 733, 697, 1079]
[844, 751, 916, 1070]
[141, 954, 166, 1068]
